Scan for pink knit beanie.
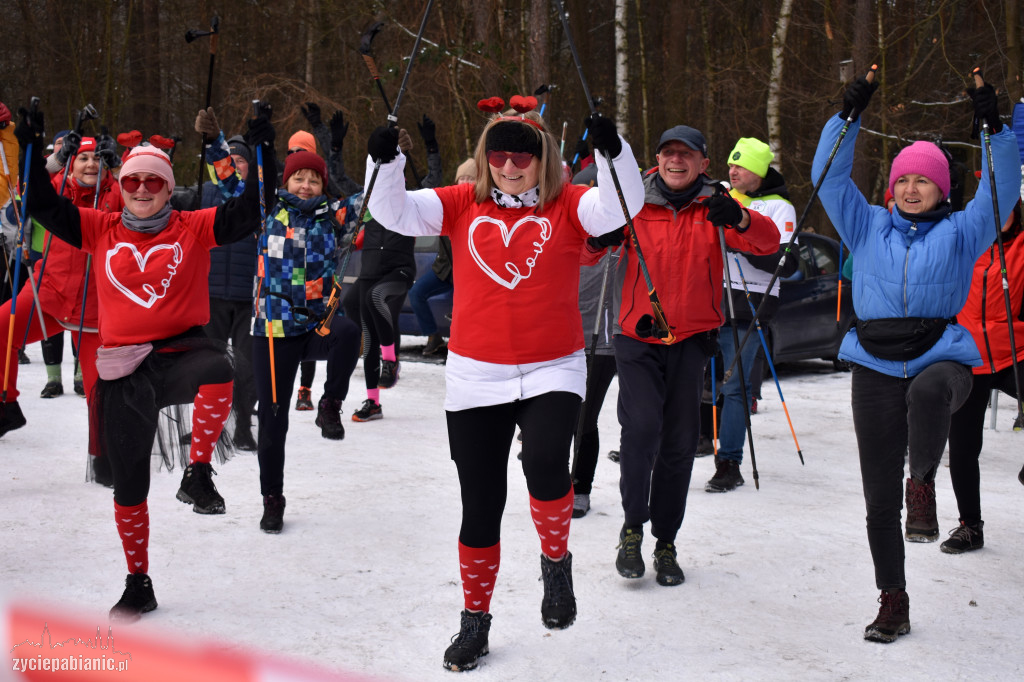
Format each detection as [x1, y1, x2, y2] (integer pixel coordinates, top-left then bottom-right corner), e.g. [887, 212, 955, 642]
[888, 141, 950, 199]
[120, 146, 176, 191]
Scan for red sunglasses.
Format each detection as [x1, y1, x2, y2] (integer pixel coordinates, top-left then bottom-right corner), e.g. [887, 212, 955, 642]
[486, 150, 534, 170]
[121, 175, 166, 193]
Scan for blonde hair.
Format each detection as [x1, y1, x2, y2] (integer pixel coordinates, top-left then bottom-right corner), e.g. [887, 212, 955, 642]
[472, 110, 564, 212]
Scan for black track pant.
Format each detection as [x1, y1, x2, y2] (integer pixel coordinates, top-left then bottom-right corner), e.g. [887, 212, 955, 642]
[570, 353, 617, 495]
[206, 298, 256, 425]
[344, 272, 412, 390]
[448, 392, 580, 548]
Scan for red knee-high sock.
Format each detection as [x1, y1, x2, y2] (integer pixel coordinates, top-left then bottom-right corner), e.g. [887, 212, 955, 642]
[114, 501, 150, 574]
[459, 542, 500, 613]
[530, 488, 573, 560]
[189, 381, 233, 464]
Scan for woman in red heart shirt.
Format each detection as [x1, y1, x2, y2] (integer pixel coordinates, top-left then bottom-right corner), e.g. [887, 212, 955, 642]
[16, 105, 275, 623]
[365, 104, 644, 670]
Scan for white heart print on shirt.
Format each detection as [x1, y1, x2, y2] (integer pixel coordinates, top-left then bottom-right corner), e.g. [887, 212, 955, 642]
[467, 215, 552, 290]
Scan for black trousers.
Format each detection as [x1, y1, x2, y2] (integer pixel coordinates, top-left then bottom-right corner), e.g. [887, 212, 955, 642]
[344, 272, 412, 390]
[252, 318, 360, 495]
[447, 391, 580, 548]
[614, 334, 710, 543]
[206, 298, 256, 425]
[570, 353, 617, 495]
[850, 362, 972, 589]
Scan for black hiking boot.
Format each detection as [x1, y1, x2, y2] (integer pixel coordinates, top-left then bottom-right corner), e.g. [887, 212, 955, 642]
[260, 494, 286, 533]
[0, 401, 27, 438]
[18, 349, 29, 365]
[40, 380, 63, 398]
[615, 526, 645, 579]
[351, 399, 383, 422]
[540, 553, 577, 629]
[109, 573, 158, 623]
[423, 333, 446, 355]
[940, 520, 984, 554]
[705, 458, 744, 492]
[653, 540, 685, 586]
[74, 377, 85, 396]
[314, 395, 345, 440]
[905, 477, 938, 542]
[572, 493, 590, 519]
[294, 386, 314, 411]
[176, 462, 226, 514]
[443, 610, 492, 672]
[378, 359, 401, 389]
[864, 589, 910, 643]
[695, 435, 715, 457]
[233, 423, 257, 451]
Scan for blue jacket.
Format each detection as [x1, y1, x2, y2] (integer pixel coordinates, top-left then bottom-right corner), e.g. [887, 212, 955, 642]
[811, 115, 1021, 377]
[203, 180, 258, 301]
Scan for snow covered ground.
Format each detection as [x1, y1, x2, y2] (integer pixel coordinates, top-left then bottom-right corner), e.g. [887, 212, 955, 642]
[3, 344, 1024, 681]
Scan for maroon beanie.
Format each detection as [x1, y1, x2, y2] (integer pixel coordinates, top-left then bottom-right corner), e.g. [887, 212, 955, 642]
[282, 151, 327, 187]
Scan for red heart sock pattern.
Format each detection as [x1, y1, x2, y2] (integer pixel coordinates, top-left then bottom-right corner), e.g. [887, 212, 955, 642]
[114, 500, 150, 574]
[458, 542, 500, 613]
[189, 381, 233, 464]
[530, 488, 573, 560]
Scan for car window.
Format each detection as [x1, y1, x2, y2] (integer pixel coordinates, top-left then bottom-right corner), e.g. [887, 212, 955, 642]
[799, 237, 839, 277]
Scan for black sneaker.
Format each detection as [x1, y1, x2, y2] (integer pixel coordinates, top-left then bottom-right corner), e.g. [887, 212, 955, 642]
[260, 494, 286, 533]
[233, 425, 257, 451]
[653, 541, 685, 586]
[940, 520, 984, 554]
[175, 462, 226, 514]
[705, 458, 744, 492]
[378, 359, 401, 389]
[905, 477, 938, 542]
[314, 395, 345, 440]
[109, 573, 158, 623]
[40, 380, 64, 398]
[0, 401, 27, 438]
[864, 589, 910, 643]
[540, 553, 577, 629]
[615, 526, 645, 579]
[572, 493, 590, 519]
[294, 386, 314, 411]
[423, 334, 446, 355]
[351, 399, 382, 422]
[443, 610, 492, 672]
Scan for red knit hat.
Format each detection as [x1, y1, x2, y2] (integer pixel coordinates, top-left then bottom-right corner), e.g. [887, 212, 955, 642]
[282, 151, 327, 187]
[888, 141, 950, 200]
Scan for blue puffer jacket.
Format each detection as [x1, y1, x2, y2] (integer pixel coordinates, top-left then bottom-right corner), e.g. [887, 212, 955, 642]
[812, 115, 1021, 378]
[203, 180, 258, 301]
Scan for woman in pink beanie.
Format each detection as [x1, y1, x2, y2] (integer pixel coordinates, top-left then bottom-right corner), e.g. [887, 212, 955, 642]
[812, 75, 1021, 643]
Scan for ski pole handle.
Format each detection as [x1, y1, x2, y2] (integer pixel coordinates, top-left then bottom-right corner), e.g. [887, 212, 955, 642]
[972, 67, 984, 90]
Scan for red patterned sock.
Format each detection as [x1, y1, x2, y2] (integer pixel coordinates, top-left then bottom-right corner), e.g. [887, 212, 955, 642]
[114, 501, 150, 574]
[459, 542, 500, 613]
[530, 488, 573, 560]
[189, 381, 233, 464]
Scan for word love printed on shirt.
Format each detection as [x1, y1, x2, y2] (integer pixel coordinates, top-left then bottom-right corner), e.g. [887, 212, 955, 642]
[467, 215, 552, 290]
[105, 241, 184, 309]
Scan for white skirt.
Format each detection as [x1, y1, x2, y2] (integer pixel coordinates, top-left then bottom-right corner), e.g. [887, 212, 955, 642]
[444, 348, 588, 412]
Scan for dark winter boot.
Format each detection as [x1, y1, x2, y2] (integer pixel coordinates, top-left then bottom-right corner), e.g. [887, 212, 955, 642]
[904, 477, 938, 542]
[443, 610, 492, 672]
[652, 540, 685, 586]
[314, 395, 345, 440]
[0, 401, 27, 438]
[572, 493, 590, 519]
[260, 494, 286, 533]
[233, 422, 257, 451]
[18, 349, 30, 365]
[176, 462, 226, 514]
[864, 589, 910, 643]
[378, 359, 401, 389]
[40, 380, 64, 398]
[422, 333, 446, 356]
[91, 455, 114, 488]
[940, 520, 984, 554]
[109, 573, 158, 623]
[705, 458, 744, 492]
[540, 553, 577, 629]
[615, 525, 645, 579]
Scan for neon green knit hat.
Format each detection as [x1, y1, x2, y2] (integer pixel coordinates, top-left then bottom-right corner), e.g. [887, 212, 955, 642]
[727, 138, 773, 178]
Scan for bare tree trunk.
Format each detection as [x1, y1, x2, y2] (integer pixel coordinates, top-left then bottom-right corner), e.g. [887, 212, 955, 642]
[614, 0, 628, 130]
[1007, 0, 1022, 102]
[527, 0, 549, 97]
[766, 0, 794, 167]
[305, 0, 315, 93]
[634, 0, 650, 156]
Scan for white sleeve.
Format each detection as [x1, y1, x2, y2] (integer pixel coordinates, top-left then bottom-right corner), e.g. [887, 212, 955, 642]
[363, 153, 444, 237]
[575, 138, 645, 237]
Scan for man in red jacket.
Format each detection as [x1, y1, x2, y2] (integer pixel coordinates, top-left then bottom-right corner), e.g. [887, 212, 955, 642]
[608, 125, 780, 586]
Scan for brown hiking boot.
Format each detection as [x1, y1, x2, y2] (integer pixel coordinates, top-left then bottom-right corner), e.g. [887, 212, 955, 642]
[905, 477, 938, 542]
[864, 589, 910, 643]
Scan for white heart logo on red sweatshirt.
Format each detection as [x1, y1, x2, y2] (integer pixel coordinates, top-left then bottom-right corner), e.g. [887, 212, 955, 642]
[467, 216, 552, 290]
[105, 242, 184, 309]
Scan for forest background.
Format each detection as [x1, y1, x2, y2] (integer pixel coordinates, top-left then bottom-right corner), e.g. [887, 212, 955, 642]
[1, 0, 1022, 236]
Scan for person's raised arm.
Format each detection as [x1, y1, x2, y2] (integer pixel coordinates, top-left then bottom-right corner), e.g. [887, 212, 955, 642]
[363, 126, 443, 237]
[15, 106, 83, 248]
[213, 109, 277, 245]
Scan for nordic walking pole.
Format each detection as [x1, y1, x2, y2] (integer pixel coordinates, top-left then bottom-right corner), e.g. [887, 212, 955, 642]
[836, 241, 844, 325]
[252, 100, 279, 415]
[724, 65, 877, 382]
[534, 83, 556, 118]
[710, 356, 718, 456]
[319, 0, 435, 337]
[557, 0, 674, 342]
[734, 256, 805, 464]
[186, 15, 220, 210]
[973, 68, 1024, 431]
[570, 129, 590, 170]
[359, 20, 424, 186]
[72, 157, 104, 380]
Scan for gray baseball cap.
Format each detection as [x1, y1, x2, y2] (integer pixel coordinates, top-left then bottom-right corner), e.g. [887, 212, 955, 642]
[657, 125, 708, 157]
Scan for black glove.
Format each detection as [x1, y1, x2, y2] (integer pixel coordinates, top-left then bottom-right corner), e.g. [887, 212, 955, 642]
[574, 138, 589, 161]
[968, 83, 1002, 135]
[706, 190, 744, 230]
[301, 102, 322, 128]
[587, 227, 625, 250]
[585, 114, 622, 158]
[55, 130, 81, 165]
[14, 106, 45, 149]
[417, 115, 438, 154]
[840, 75, 878, 121]
[329, 111, 349, 151]
[96, 129, 121, 169]
[245, 103, 275, 147]
[368, 126, 400, 164]
[635, 314, 670, 340]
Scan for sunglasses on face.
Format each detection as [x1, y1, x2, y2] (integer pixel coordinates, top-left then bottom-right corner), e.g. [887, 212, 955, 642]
[120, 175, 166, 193]
[486, 150, 534, 170]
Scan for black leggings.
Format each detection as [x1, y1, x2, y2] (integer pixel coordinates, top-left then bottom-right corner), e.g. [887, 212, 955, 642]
[344, 272, 412, 389]
[947, 366, 1021, 525]
[570, 353, 617, 494]
[447, 391, 580, 548]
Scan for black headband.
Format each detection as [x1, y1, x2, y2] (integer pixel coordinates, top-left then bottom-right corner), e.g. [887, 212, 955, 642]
[485, 121, 542, 157]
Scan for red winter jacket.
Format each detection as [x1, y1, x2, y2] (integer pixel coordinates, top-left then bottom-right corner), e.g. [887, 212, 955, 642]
[958, 223, 1024, 375]
[36, 172, 123, 330]
[617, 172, 780, 344]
